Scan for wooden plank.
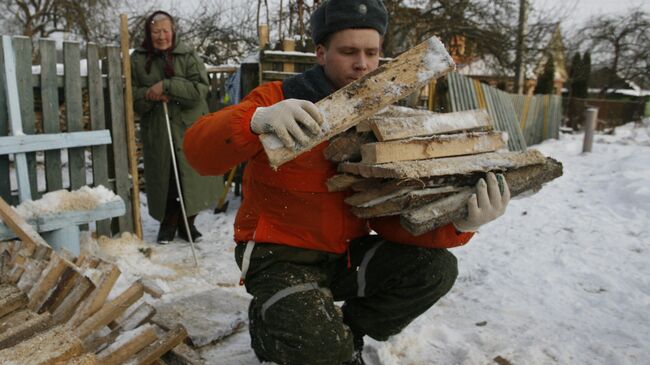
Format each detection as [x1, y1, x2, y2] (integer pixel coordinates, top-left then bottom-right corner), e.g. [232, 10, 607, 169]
[0, 288, 27, 318]
[97, 324, 158, 365]
[0, 130, 112, 154]
[339, 149, 548, 179]
[75, 280, 144, 338]
[87, 43, 111, 236]
[351, 186, 462, 218]
[324, 130, 375, 163]
[120, 14, 143, 240]
[106, 46, 134, 233]
[360, 131, 507, 164]
[51, 274, 93, 324]
[400, 157, 564, 235]
[40, 38, 63, 192]
[370, 109, 493, 141]
[69, 261, 121, 326]
[64, 41, 86, 190]
[131, 324, 188, 365]
[2, 36, 31, 203]
[16, 259, 47, 293]
[0, 308, 36, 333]
[0, 38, 10, 203]
[13, 36, 40, 200]
[0, 311, 52, 349]
[82, 325, 122, 354]
[0, 199, 126, 240]
[325, 174, 365, 192]
[141, 278, 164, 298]
[0, 196, 50, 252]
[115, 302, 156, 331]
[260, 36, 456, 168]
[28, 254, 70, 312]
[163, 342, 205, 365]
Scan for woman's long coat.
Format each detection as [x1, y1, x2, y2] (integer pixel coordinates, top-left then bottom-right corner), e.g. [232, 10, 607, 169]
[131, 40, 222, 221]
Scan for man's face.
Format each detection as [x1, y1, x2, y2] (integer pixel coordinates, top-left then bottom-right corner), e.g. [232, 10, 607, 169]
[151, 19, 174, 51]
[316, 28, 381, 90]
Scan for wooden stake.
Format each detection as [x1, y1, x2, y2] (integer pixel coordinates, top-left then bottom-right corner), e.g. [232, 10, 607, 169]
[120, 13, 143, 239]
[97, 325, 158, 365]
[69, 262, 121, 326]
[75, 280, 144, 338]
[259, 36, 456, 168]
[0, 196, 48, 253]
[0, 311, 52, 349]
[28, 254, 70, 312]
[130, 324, 188, 365]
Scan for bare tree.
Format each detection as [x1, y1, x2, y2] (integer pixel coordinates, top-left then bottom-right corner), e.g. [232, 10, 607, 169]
[0, 0, 122, 41]
[578, 8, 650, 94]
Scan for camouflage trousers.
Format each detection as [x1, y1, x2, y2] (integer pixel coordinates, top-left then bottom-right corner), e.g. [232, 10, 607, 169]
[235, 235, 458, 365]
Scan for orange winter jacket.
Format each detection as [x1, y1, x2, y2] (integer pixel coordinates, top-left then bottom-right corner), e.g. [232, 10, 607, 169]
[183, 81, 473, 254]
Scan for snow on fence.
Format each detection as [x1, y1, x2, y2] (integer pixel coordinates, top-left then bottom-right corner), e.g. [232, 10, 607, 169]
[0, 36, 134, 237]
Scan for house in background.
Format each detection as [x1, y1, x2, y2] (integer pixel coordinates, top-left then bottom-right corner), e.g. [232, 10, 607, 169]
[455, 25, 568, 95]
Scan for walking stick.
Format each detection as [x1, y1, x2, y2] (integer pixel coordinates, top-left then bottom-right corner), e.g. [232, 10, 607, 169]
[162, 102, 199, 267]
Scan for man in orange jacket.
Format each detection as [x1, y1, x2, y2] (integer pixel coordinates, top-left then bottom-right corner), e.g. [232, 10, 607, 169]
[184, 1, 510, 363]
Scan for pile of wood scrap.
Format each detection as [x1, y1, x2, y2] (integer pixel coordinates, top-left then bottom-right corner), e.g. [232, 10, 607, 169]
[0, 196, 193, 365]
[325, 107, 563, 235]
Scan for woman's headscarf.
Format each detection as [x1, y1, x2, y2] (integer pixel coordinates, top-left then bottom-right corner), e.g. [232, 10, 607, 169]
[141, 10, 176, 77]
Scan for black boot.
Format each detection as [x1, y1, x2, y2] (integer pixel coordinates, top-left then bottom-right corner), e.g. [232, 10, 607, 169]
[178, 215, 203, 243]
[157, 208, 179, 244]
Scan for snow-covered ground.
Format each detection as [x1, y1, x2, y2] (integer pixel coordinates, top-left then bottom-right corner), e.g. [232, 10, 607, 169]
[82, 119, 650, 365]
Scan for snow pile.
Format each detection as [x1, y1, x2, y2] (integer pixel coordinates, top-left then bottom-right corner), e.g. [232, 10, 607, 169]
[12, 185, 120, 220]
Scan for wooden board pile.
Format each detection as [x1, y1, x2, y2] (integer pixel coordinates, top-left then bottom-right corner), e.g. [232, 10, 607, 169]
[0, 197, 195, 365]
[324, 106, 563, 235]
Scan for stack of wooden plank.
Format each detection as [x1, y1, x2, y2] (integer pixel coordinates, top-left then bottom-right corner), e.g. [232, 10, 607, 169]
[325, 107, 563, 235]
[0, 197, 194, 365]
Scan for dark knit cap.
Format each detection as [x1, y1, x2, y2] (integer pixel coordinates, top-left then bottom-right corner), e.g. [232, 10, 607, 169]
[310, 0, 388, 45]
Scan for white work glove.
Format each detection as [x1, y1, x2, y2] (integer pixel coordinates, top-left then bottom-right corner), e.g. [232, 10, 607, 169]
[453, 172, 511, 232]
[250, 99, 324, 149]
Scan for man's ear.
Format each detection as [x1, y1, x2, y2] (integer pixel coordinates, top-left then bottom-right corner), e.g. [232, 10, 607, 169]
[315, 44, 326, 66]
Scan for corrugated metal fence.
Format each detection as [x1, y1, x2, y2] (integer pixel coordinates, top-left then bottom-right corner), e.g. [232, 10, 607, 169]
[447, 72, 561, 150]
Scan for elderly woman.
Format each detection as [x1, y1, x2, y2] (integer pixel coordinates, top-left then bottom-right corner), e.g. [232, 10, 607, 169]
[131, 10, 221, 244]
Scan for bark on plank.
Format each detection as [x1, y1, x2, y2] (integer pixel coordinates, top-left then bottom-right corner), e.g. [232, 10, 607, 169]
[324, 130, 375, 163]
[75, 280, 144, 338]
[325, 174, 366, 192]
[350, 186, 463, 218]
[44, 267, 83, 314]
[340, 150, 547, 179]
[360, 131, 507, 164]
[260, 36, 455, 168]
[97, 324, 158, 365]
[0, 324, 83, 365]
[130, 324, 188, 365]
[400, 157, 563, 235]
[370, 109, 493, 142]
[0, 311, 52, 349]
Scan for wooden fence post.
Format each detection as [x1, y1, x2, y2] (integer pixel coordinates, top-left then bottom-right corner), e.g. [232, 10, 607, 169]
[120, 14, 142, 239]
[582, 107, 598, 153]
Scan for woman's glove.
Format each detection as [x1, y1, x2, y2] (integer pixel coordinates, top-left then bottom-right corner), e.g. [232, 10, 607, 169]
[250, 99, 324, 149]
[453, 172, 511, 232]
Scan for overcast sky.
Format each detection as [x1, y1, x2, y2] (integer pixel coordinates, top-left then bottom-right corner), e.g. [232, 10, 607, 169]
[532, 0, 649, 29]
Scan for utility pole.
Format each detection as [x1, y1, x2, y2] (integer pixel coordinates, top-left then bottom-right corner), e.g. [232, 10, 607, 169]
[514, 0, 528, 94]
